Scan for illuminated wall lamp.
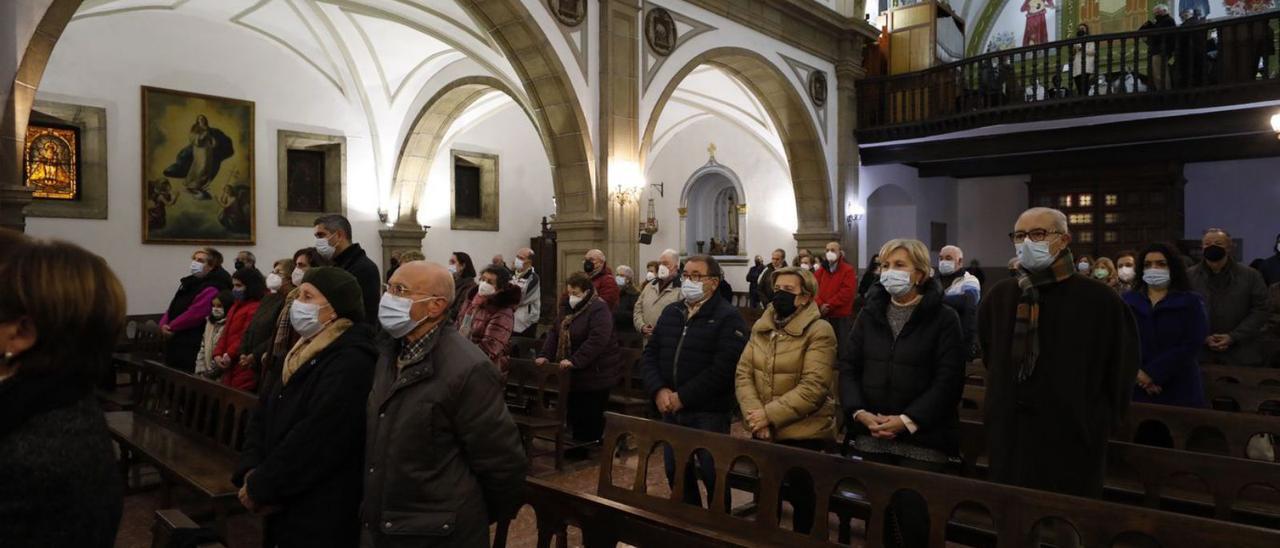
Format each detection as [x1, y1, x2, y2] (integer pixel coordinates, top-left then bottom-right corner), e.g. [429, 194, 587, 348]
[1271, 112, 1280, 140]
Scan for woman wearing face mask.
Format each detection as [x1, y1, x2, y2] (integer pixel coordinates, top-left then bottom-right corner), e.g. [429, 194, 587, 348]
[537, 272, 620, 457]
[838, 239, 964, 548]
[735, 266, 836, 534]
[448, 251, 478, 322]
[1114, 250, 1138, 293]
[1071, 23, 1097, 96]
[614, 265, 641, 333]
[235, 259, 296, 390]
[263, 248, 330, 391]
[213, 268, 267, 392]
[195, 290, 234, 377]
[1092, 257, 1119, 291]
[233, 267, 377, 548]
[160, 247, 232, 373]
[798, 256, 815, 272]
[1075, 254, 1095, 275]
[456, 265, 522, 378]
[1123, 243, 1208, 407]
[643, 261, 660, 289]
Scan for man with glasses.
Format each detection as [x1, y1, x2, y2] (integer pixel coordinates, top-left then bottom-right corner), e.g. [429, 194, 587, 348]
[362, 261, 527, 546]
[640, 255, 748, 508]
[978, 207, 1138, 500]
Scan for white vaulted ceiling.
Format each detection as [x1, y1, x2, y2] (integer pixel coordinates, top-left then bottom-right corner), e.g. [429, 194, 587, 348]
[649, 65, 788, 169]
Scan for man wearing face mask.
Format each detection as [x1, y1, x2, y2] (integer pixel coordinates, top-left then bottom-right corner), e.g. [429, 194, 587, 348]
[1188, 228, 1269, 367]
[512, 248, 542, 337]
[938, 245, 981, 360]
[746, 255, 766, 309]
[235, 250, 258, 274]
[815, 242, 858, 359]
[313, 214, 380, 325]
[614, 265, 641, 333]
[978, 207, 1139, 498]
[634, 249, 682, 343]
[1115, 250, 1138, 293]
[363, 261, 527, 547]
[583, 249, 620, 311]
[1255, 233, 1280, 287]
[641, 255, 748, 507]
[756, 249, 788, 307]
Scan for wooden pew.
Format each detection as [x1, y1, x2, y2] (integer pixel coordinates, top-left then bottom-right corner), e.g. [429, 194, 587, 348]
[101, 314, 166, 410]
[506, 357, 574, 471]
[1203, 364, 1280, 387]
[150, 509, 225, 548]
[545, 413, 1280, 547]
[106, 360, 256, 535]
[1206, 381, 1280, 413]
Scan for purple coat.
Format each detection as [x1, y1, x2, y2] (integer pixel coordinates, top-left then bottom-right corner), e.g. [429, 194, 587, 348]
[1122, 289, 1209, 407]
[539, 294, 620, 392]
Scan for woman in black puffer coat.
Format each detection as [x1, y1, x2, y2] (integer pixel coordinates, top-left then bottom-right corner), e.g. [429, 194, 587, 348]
[538, 272, 620, 450]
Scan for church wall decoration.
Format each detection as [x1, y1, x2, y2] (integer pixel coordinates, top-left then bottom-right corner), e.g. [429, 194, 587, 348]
[548, 0, 586, 26]
[24, 122, 80, 201]
[141, 86, 255, 245]
[645, 7, 677, 57]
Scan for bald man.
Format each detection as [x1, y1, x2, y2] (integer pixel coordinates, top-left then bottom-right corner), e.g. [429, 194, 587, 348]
[512, 247, 541, 337]
[362, 261, 527, 547]
[1188, 229, 1269, 366]
[584, 249, 620, 311]
[938, 245, 981, 359]
[978, 207, 1138, 499]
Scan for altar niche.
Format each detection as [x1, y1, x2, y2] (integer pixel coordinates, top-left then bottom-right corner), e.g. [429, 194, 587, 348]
[679, 158, 747, 264]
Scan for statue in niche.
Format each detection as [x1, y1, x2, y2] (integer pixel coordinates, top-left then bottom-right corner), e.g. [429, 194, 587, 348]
[723, 193, 739, 252]
[709, 237, 724, 255]
[548, 0, 586, 26]
[645, 8, 677, 56]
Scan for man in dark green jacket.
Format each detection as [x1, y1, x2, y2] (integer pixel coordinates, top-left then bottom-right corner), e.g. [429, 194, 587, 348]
[1189, 229, 1269, 367]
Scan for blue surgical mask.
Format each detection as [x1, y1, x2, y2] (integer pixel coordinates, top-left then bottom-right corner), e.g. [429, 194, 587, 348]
[681, 278, 706, 303]
[290, 301, 331, 339]
[315, 236, 336, 259]
[232, 288, 246, 301]
[1143, 268, 1171, 288]
[378, 292, 437, 339]
[879, 269, 914, 297]
[1015, 239, 1056, 272]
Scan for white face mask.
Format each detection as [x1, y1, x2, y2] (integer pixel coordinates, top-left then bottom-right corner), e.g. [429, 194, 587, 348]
[825, 251, 839, 263]
[447, 264, 458, 275]
[1117, 266, 1135, 282]
[292, 267, 306, 287]
[879, 269, 915, 297]
[657, 265, 671, 280]
[290, 301, 331, 339]
[189, 260, 206, 277]
[568, 294, 584, 308]
[801, 263, 812, 271]
[938, 260, 957, 275]
[645, 271, 656, 282]
[514, 258, 525, 271]
[1015, 239, 1056, 272]
[266, 273, 283, 292]
[1077, 261, 1091, 273]
[681, 278, 706, 303]
[1143, 268, 1171, 288]
[615, 275, 627, 287]
[315, 236, 336, 259]
[477, 281, 496, 297]
[378, 293, 438, 339]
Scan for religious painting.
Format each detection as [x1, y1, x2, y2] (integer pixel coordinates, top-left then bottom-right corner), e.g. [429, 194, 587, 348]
[646, 7, 677, 57]
[1021, 0, 1057, 46]
[24, 123, 80, 200]
[547, 0, 586, 26]
[141, 86, 254, 244]
[286, 149, 326, 213]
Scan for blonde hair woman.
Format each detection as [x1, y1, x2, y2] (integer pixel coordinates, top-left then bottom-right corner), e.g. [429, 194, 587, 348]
[735, 266, 836, 534]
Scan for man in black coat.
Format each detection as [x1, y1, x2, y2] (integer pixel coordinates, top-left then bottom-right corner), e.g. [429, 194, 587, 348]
[314, 214, 381, 324]
[979, 207, 1138, 498]
[756, 249, 787, 306]
[1255, 233, 1280, 287]
[641, 255, 748, 507]
[361, 261, 527, 547]
[745, 255, 765, 308]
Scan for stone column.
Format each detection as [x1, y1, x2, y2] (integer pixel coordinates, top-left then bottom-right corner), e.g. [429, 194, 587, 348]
[550, 216, 608, 285]
[599, 0, 642, 273]
[378, 224, 428, 273]
[793, 230, 842, 257]
[835, 35, 867, 263]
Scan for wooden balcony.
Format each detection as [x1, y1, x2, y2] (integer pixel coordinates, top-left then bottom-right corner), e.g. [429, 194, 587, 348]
[856, 11, 1280, 143]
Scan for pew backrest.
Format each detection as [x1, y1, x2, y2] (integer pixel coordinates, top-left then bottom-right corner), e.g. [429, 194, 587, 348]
[134, 360, 257, 459]
[505, 357, 569, 423]
[596, 412, 1280, 547]
[1203, 364, 1280, 387]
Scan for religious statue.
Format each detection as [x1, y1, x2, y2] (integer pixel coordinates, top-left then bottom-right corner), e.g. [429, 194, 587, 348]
[709, 237, 725, 255]
[724, 193, 739, 249]
[163, 114, 235, 200]
[1020, 0, 1057, 47]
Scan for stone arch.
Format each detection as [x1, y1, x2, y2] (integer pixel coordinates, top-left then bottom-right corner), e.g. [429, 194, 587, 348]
[866, 183, 917, 254]
[640, 47, 833, 241]
[678, 160, 746, 258]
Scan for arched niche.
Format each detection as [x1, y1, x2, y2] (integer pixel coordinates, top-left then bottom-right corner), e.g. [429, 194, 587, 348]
[678, 159, 746, 262]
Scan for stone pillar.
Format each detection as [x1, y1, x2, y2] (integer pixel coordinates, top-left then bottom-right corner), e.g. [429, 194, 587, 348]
[378, 224, 428, 273]
[599, 0, 642, 273]
[835, 35, 867, 263]
[793, 231, 842, 257]
[550, 216, 608, 286]
[1, 79, 36, 233]
[677, 207, 687, 256]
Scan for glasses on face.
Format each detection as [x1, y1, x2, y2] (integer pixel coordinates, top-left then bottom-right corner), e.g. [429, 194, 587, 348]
[684, 273, 717, 282]
[382, 283, 430, 298]
[1009, 229, 1063, 243]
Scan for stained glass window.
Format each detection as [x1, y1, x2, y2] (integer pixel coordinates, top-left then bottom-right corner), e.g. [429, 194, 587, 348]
[24, 123, 79, 200]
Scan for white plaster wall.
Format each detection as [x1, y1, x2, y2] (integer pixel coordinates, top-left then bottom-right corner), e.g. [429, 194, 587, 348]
[25, 11, 375, 314]
[956, 175, 1029, 267]
[1184, 157, 1280, 263]
[643, 116, 797, 288]
[855, 163, 959, 265]
[418, 102, 556, 267]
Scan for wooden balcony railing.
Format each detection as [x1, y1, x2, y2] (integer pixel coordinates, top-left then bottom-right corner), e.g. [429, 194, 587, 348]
[856, 11, 1280, 143]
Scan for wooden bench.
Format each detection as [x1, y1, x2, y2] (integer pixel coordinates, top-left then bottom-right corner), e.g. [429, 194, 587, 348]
[1202, 364, 1280, 387]
[506, 357, 575, 471]
[1206, 381, 1280, 413]
[101, 314, 166, 410]
[150, 509, 226, 548]
[107, 360, 256, 535]
[525, 413, 1280, 547]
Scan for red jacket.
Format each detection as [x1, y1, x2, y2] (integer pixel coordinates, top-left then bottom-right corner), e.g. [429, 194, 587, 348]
[591, 265, 620, 311]
[214, 299, 261, 392]
[815, 260, 857, 319]
[456, 282, 521, 376]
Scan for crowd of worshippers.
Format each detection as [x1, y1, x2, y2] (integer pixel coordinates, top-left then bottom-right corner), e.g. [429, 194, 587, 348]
[3, 207, 1280, 547]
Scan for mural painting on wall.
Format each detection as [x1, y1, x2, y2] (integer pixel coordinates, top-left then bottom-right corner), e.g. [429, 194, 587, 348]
[1022, 0, 1059, 46]
[142, 86, 255, 244]
[24, 123, 80, 200]
[987, 30, 1018, 52]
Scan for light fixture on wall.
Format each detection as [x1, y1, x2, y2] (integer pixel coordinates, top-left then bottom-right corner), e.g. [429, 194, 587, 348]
[649, 180, 665, 198]
[845, 201, 865, 230]
[1271, 112, 1280, 139]
[377, 208, 390, 226]
[609, 159, 645, 206]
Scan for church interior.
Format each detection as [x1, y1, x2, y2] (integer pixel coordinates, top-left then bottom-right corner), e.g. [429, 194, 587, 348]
[3, 0, 1280, 546]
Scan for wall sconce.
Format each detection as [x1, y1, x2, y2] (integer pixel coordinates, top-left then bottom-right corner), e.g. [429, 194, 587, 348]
[609, 159, 645, 206]
[649, 180, 665, 198]
[1271, 112, 1280, 139]
[377, 208, 391, 226]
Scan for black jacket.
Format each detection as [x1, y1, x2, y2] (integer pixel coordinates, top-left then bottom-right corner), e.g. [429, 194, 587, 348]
[757, 264, 783, 305]
[233, 324, 378, 548]
[361, 327, 527, 548]
[839, 279, 965, 453]
[641, 291, 749, 414]
[333, 243, 381, 324]
[0, 374, 122, 548]
[1257, 251, 1280, 287]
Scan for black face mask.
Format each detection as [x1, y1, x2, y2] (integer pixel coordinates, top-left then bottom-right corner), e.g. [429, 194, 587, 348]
[1009, 269, 1021, 278]
[771, 291, 798, 318]
[583, 260, 595, 273]
[1203, 245, 1227, 262]
[234, 260, 245, 271]
[1076, 30, 1088, 37]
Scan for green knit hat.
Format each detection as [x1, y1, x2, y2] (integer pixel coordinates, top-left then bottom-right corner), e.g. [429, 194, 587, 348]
[302, 266, 364, 323]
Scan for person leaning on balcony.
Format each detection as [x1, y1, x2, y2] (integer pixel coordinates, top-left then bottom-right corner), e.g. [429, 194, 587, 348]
[1140, 5, 1178, 90]
[1072, 23, 1097, 96]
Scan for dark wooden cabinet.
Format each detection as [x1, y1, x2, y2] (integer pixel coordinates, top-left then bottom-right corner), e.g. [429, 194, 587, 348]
[530, 217, 558, 324]
[1028, 164, 1185, 260]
